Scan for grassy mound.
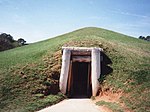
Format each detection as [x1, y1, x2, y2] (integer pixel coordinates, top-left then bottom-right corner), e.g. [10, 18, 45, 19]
[0, 27, 149, 112]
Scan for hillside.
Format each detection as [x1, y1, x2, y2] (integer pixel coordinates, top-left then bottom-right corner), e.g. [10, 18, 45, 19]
[0, 27, 149, 112]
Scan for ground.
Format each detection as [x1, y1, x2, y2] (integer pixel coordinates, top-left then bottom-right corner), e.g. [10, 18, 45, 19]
[94, 90, 133, 112]
[38, 99, 100, 112]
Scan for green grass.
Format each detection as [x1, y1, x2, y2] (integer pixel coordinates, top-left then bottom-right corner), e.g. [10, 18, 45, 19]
[22, 93, 65, 112]
[0, 27, 150, 112]
[96, 101, 124, 112]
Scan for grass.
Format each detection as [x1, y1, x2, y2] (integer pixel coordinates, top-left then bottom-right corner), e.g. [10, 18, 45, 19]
[0, 27, 150, 112]
[22, 93, 65, 112]
[96, 100, 124, 112]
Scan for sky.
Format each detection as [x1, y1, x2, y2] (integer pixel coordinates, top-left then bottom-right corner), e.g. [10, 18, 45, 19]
[0, 0, 150, 43]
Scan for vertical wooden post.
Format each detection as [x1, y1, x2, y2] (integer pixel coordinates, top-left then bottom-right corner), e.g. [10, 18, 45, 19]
[87, 62, 90, 96]
[59, 49, 71, 94]
[91, 48, 100, 96]
[67, 61, 72, 95]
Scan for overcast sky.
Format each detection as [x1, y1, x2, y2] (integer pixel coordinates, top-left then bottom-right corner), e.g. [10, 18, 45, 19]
[0, 0, 150, 43]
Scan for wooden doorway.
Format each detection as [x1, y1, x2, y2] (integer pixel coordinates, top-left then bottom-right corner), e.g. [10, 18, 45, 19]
[67, 62, 92, 98]
[60, 47, 102, 96]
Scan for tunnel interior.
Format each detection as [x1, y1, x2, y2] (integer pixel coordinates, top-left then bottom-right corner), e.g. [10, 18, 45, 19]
[67, 62, 92, 98]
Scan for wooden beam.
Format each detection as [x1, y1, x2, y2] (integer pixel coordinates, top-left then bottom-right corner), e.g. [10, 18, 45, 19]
[67, 61, 72, 95]
[87, 62, 91, 96]
[71, 56, 91, 62]
[62, 47, 103, 52]
[71, 51, 91, 56]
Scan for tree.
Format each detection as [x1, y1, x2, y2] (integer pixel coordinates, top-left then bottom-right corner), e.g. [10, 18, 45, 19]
[17, 38, 26, 45]
[146, 36, 150, 41]
[0, 33, 28, 52]
[0, 33, 15, 51]
[139, 36, 145, 40]
[139, 35, 150, 41]
[0, 33, 15, 43]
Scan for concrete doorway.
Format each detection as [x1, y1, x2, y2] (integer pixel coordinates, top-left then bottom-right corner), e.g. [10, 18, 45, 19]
[68, 62, 92, 98]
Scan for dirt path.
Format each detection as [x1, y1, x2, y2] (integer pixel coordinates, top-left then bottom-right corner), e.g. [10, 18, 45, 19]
[38, 99, 100, 112]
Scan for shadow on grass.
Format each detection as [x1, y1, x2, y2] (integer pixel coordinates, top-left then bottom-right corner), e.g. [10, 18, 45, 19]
[99, 52, 113, 84]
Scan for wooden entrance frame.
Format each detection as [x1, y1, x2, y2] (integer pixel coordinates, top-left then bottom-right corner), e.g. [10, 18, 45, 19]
[59, 47, 102, 96]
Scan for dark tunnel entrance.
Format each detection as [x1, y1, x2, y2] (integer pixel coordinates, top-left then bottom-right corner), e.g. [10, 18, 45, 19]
[67, 62, 92, 98]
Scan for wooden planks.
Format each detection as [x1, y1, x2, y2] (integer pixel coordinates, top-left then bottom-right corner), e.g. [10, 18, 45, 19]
[71, 51, 91, 56]
[71, 56, 91, 62]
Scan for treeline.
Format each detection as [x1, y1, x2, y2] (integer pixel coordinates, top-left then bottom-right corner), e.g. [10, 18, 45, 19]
[139, 36, 150, 41]
[0, 33, 27, 52]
